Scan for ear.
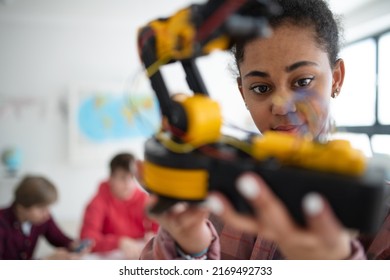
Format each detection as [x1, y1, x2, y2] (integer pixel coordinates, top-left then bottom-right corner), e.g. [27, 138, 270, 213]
[332, 59, 345, 97]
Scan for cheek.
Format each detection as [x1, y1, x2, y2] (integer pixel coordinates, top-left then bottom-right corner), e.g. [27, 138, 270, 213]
[314, 74, 332, 112]
[246, 100, 271, 132]
[318, 98, 330, 123]
[307, 92, 331, 134]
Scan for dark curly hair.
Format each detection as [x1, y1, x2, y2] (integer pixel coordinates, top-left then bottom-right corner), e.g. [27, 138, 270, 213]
[232, 0, 343, 70]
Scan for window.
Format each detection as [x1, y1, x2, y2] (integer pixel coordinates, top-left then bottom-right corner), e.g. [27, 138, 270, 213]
[372, 135, 390, 155]
[334, 30, 390, 156]
[332, 39, 377, 126]
[378, 32, 390, 125]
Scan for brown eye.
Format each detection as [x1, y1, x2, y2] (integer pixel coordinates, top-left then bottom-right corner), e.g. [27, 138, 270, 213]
[294, 77, 314, 87]
[251, 84, 271, 94]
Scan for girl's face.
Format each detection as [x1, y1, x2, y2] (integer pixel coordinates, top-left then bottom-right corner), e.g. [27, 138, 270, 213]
[237, 23, 344, 138]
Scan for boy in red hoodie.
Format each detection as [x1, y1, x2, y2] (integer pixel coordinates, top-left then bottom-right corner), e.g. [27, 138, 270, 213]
[80, 153, 158, 259]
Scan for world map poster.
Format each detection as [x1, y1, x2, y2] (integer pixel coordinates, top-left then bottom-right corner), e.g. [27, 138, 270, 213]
[69, 83, 160, 163]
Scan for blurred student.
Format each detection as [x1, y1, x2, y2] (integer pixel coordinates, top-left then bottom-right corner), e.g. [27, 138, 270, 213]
[80, 152, 159, 259]
[0, 176, 89, 260]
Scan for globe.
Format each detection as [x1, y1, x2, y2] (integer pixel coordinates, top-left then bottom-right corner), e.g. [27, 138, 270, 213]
[1, 148, 22, 175]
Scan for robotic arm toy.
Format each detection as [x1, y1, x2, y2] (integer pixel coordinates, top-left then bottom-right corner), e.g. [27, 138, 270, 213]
[137, 0, 387, 233]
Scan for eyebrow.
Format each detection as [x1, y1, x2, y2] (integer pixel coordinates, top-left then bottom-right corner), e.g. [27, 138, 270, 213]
[243, 61, 319, 79]
[244, 70, 270, 78]
[285, 61, 319, 72]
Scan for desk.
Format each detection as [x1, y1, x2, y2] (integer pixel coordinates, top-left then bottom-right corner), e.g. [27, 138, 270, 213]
[82, 249, 127, 260]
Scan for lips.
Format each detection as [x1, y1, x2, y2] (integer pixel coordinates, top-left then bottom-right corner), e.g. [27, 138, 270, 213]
[271, 125, 303, 134]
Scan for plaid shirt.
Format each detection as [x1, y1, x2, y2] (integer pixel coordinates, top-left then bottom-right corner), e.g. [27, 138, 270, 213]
[140, 214, 367, 260]
[359, 181, 390, 260]
[209, 214, 283, 259]
[361, 211, 390, 260]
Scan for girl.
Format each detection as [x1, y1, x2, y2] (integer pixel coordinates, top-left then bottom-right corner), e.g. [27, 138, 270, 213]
[140, 0, 388, 260]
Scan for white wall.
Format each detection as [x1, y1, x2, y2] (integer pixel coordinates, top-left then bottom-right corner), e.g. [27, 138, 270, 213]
[0, 0, 246, 229]
[0, 0, 199, 226]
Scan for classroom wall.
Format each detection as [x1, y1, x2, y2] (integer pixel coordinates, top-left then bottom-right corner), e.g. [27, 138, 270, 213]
[0, 0, 247, 230]
[0, 0, 199, 224]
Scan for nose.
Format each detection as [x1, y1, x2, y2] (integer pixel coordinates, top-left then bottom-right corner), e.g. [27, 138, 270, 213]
[271, 92, 297, 115]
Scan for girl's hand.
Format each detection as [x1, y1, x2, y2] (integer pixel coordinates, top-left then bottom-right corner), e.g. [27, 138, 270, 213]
[137, 159, 213, 255]
[207, 172, 352, 260]
[147, 196, 213, 255]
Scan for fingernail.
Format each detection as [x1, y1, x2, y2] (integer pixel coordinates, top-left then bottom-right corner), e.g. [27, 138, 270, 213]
[203, 196, 224, 215]
[302, 192, 324, 216]
[237, 175, 260, 199]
